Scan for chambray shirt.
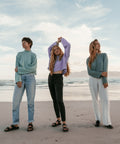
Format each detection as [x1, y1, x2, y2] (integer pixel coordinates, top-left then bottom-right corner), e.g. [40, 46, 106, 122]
[86, 53, 108, 84]
[15, 50, 37, 83]
[48, 38, 71, 74]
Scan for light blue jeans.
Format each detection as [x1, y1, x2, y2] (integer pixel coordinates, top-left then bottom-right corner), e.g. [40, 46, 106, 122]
[12, 74, 36, 125]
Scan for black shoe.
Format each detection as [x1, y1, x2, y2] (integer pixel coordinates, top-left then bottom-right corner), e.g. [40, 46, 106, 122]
[4, 125, 19, 132]
[62, 124, 69, 132]
[95, 120, 100, 127]
[27, 123, 34, 132]
[105, 125, 113, 129]
[52, 120, 61, 127]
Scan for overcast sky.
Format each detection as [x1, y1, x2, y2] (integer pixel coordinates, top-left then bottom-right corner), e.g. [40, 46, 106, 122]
[0, 0, 120, 79]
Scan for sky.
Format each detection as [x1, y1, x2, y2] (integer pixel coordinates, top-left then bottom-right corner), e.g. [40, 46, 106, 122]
[0, 0, 120, 80]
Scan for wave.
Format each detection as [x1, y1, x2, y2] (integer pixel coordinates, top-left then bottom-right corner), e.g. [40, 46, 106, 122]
[0, 78, 120, 88]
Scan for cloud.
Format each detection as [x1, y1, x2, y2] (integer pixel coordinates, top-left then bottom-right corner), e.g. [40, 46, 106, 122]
[0, 0, 55, 8]
[0, 14, 22, 26]
[83, 4, 111, 17]
[5, 0, 55, 10]
[32, 22, 92, 44]
[0, 45, 15, 52]
[75, 1, 111, 18]
[91, 27, 102, 31]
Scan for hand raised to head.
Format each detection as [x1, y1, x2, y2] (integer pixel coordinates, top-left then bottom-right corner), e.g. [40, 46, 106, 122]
[57, 37, 62, 43]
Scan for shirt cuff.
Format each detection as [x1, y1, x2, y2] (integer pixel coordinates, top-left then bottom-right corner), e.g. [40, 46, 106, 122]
[15, 72, 22, 83]
[102, 77, 108, 84]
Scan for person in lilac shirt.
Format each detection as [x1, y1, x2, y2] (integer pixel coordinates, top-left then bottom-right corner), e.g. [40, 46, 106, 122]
[48, 37, 70, 132]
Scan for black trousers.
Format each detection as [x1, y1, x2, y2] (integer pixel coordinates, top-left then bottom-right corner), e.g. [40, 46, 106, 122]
[48, 74, 66, 121]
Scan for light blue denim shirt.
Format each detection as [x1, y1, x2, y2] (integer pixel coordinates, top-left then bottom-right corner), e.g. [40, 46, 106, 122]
[86, 53, 108, 84]
[15, 50, 37, 83]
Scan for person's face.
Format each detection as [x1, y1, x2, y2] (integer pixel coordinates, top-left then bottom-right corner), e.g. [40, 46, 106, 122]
[94, 41, 100, 53]
[53, 46, 61, 56]
[22, 41, 31, 49]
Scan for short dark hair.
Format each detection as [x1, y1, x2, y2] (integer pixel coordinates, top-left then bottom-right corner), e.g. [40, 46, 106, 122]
[22, 37, 33, 48]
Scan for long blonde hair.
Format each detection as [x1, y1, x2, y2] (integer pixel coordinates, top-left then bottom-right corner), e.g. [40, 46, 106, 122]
[49, 45, 70, 76]
[88, 39, 101, 68]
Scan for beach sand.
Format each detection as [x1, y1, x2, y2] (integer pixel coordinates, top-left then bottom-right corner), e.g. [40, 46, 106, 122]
[0, 101, 120, 144]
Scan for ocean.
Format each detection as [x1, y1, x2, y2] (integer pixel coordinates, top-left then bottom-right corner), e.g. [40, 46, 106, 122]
[0, 77, 120, 102]
[0, 77, 120, 89]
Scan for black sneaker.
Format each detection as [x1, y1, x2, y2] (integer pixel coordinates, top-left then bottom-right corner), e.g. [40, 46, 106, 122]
[95, 120, 100, 127]
[105, 125, 113, 129]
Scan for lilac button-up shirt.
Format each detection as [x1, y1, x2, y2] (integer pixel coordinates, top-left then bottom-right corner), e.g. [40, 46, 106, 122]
[48, 38, 71, 74]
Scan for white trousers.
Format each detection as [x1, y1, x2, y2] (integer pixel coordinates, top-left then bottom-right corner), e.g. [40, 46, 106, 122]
[89, 76, 111, 125]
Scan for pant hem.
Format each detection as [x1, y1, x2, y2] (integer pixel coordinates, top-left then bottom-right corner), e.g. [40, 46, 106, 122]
[28, 120, 34, 123]
[13, 122, 19, 125]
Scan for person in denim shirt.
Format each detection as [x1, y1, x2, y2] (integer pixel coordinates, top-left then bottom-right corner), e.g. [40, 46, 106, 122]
[86, 39, 113, 129]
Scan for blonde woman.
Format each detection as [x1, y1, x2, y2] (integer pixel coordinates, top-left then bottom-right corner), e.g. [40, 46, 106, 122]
[86, 39, 113, 129]
[48, 37, 70, 132]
